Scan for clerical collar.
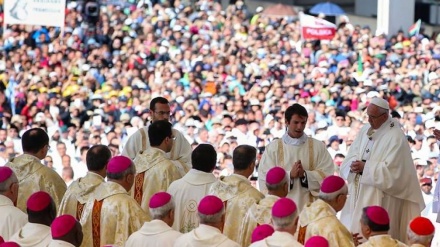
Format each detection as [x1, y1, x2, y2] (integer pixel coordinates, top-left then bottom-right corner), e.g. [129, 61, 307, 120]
[282, 133, 307, 146]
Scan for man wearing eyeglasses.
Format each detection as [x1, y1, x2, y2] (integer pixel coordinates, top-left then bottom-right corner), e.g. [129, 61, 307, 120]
[340, 97, 424, 244]
[122, 97, 192, 177]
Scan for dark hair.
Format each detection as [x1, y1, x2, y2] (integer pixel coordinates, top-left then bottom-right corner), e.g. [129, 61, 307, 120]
[148, 120, 172, 146]
[27, 199, 56, 226]
[285, 103, 308, 123]
[150, 97, 169, 111]
[192, 144, 217, 172]
[232, 145, 257, 171]
[22, 128, 49, 153]
[86, 145, 111, 172]
[361, 207, 390, 232]
[335, 153, 345, 159]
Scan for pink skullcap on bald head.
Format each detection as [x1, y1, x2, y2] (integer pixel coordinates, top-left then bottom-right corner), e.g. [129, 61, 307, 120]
[266, 167, 286, 185]
[0, 167, 13, 183]
[365, 206, 389, 225]
[305, 236, 329, 247]
[51, 215, 78, 238]
[198, 195, 224, 215]
[272, 198, 297, 218]
[149, 192, 172, 209]
[251, 224, 274, 243]
[27, 191, 52, 212]
[107, 156, 132, 173]
[320, 175, 345, 193]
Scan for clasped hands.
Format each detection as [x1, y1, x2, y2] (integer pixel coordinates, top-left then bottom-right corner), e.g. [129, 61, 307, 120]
[350, 160, 365, 174]
[290, 160, 305, 179]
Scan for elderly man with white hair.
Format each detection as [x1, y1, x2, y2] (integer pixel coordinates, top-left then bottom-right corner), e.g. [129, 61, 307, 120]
[295, 175, 355, 246]
[407, 216, 435, 247]
[250, 198, 303, 247]
[340, 97, 425, 244]
[125, 192, 182, 247]
[173, 195, 240, 247]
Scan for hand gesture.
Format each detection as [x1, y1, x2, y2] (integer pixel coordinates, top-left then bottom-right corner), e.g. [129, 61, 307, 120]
[290, 160, 305, 178]
[350, 160, 365, 174]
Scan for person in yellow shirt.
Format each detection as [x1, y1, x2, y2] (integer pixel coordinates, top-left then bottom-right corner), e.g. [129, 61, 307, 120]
[407, 217, 435, 247]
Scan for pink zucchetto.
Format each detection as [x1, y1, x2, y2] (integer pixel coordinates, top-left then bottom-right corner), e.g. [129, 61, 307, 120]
[272, 198, 297, 218]
[251, 224, 274, 243]
[320, 175, 345, 193]
[0, 242, 20, 247]
[305, 236, 329, 247]
[198, 195, 224, 215]
[51, 215, 77, 238]
[365, 206, 389, 225]
[107, 156, 132, 173]
[149, 192, 172, 209]
[27, 191, 52, 212]
[0, 236, 3, 244]
[0, 167, 13, 183]
[266, 167, 286, 185]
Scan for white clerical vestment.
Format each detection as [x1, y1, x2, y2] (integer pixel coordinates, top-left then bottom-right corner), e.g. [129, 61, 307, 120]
[340, 118, 425, 243]
[249, 231, 303, 247]
[0, 195, 27, 241]
[131, 147, 182, 220]
[358, 235, 407, 247]
[58, 172, 105, 220]
[295, 199, 354, 247]
[173, 224, 240, 247]
[80, 181, 148, 247]
[48, 240, 75, 247]
[259, 134, 334, 212]
[209, 174, 264, 243]
[168, 169, 217, 233]
[239, 195, 279, 247]
[122, 126, 192, 175]
[9, 223, 52, 247]
[125, 220, 182, 247]
[6, 154, 67, 212]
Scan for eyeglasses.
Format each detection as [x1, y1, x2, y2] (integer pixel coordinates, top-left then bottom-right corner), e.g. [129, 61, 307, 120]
[154, 111, 171, 116]
[367, 112, 386, 119]
[336, 118, 344, 121]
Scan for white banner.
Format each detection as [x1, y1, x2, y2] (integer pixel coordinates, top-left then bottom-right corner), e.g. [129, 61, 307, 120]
[300, 12, 337, 40]
[4, 0, 66, 27]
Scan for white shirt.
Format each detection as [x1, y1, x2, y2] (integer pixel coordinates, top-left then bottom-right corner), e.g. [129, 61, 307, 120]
[9, 223, 52, 247]
[48, 240, 75, 247]
[0, 195, 27, 240]
[125, 220, 182, 247]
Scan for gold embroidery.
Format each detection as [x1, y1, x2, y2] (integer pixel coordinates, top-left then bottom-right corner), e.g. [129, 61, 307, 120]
[134, 172, 145, 205]
[76, 201, 85, 221]
[297, 225, 308, 244]
[92, 200, 104, 247]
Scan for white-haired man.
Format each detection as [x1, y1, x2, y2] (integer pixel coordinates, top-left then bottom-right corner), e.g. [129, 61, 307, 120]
[250, 198, 303, 247]
[126, 192, 182, 247]
[340, 97, 424, 243]
[239, 167, 289, 247]
[0, 167, 27, 240]
[295, 175, 355, 246]
[173, 195, 240, 247]
[407, 216, 435, 247]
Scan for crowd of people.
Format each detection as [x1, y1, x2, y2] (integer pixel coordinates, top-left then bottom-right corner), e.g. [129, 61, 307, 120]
[1, 0, 440, 245]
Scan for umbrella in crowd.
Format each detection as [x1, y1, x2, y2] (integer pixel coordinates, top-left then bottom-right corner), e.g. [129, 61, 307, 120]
[309, 1, 345, 16]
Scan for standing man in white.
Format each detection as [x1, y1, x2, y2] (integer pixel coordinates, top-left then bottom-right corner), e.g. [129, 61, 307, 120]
[340, 97, 424, 243]
[258, 103, 334, 212]
[122, 97, 192, 176]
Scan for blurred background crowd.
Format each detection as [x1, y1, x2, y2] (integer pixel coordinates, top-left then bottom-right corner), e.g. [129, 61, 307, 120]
[0, 0, 439, 203]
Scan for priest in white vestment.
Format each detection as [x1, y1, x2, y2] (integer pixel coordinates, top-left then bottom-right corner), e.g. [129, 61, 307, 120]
[122, 97, 192, 175]
[48, 215, 83, 247]
[239, 166, 289, 247]
[259, 104, 334, 212]
[407, 216, 435, 247]
[126, 192, 182, 247]
[173, 195, 240, 247]
[358, 206, 407, 247]
[58, 145, 111, 220]
[250, 198, 303, 247]
[340, 98, 424, 243]
[10, 191, 56, 247]
[0, 167, 27, 241]
[167, 144, 218, 233]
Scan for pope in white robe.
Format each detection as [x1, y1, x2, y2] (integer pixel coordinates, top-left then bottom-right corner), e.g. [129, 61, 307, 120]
[58, 172, 105, 219]
[9, 223, 52, 247]
[340, 99, 424, 243]
[259, 133, 334, 212]
[168, 169, 217, 233]
[0, 194, 27, 241]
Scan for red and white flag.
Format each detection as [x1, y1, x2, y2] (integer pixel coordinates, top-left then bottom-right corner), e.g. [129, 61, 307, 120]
[300, 12, 337, 40]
